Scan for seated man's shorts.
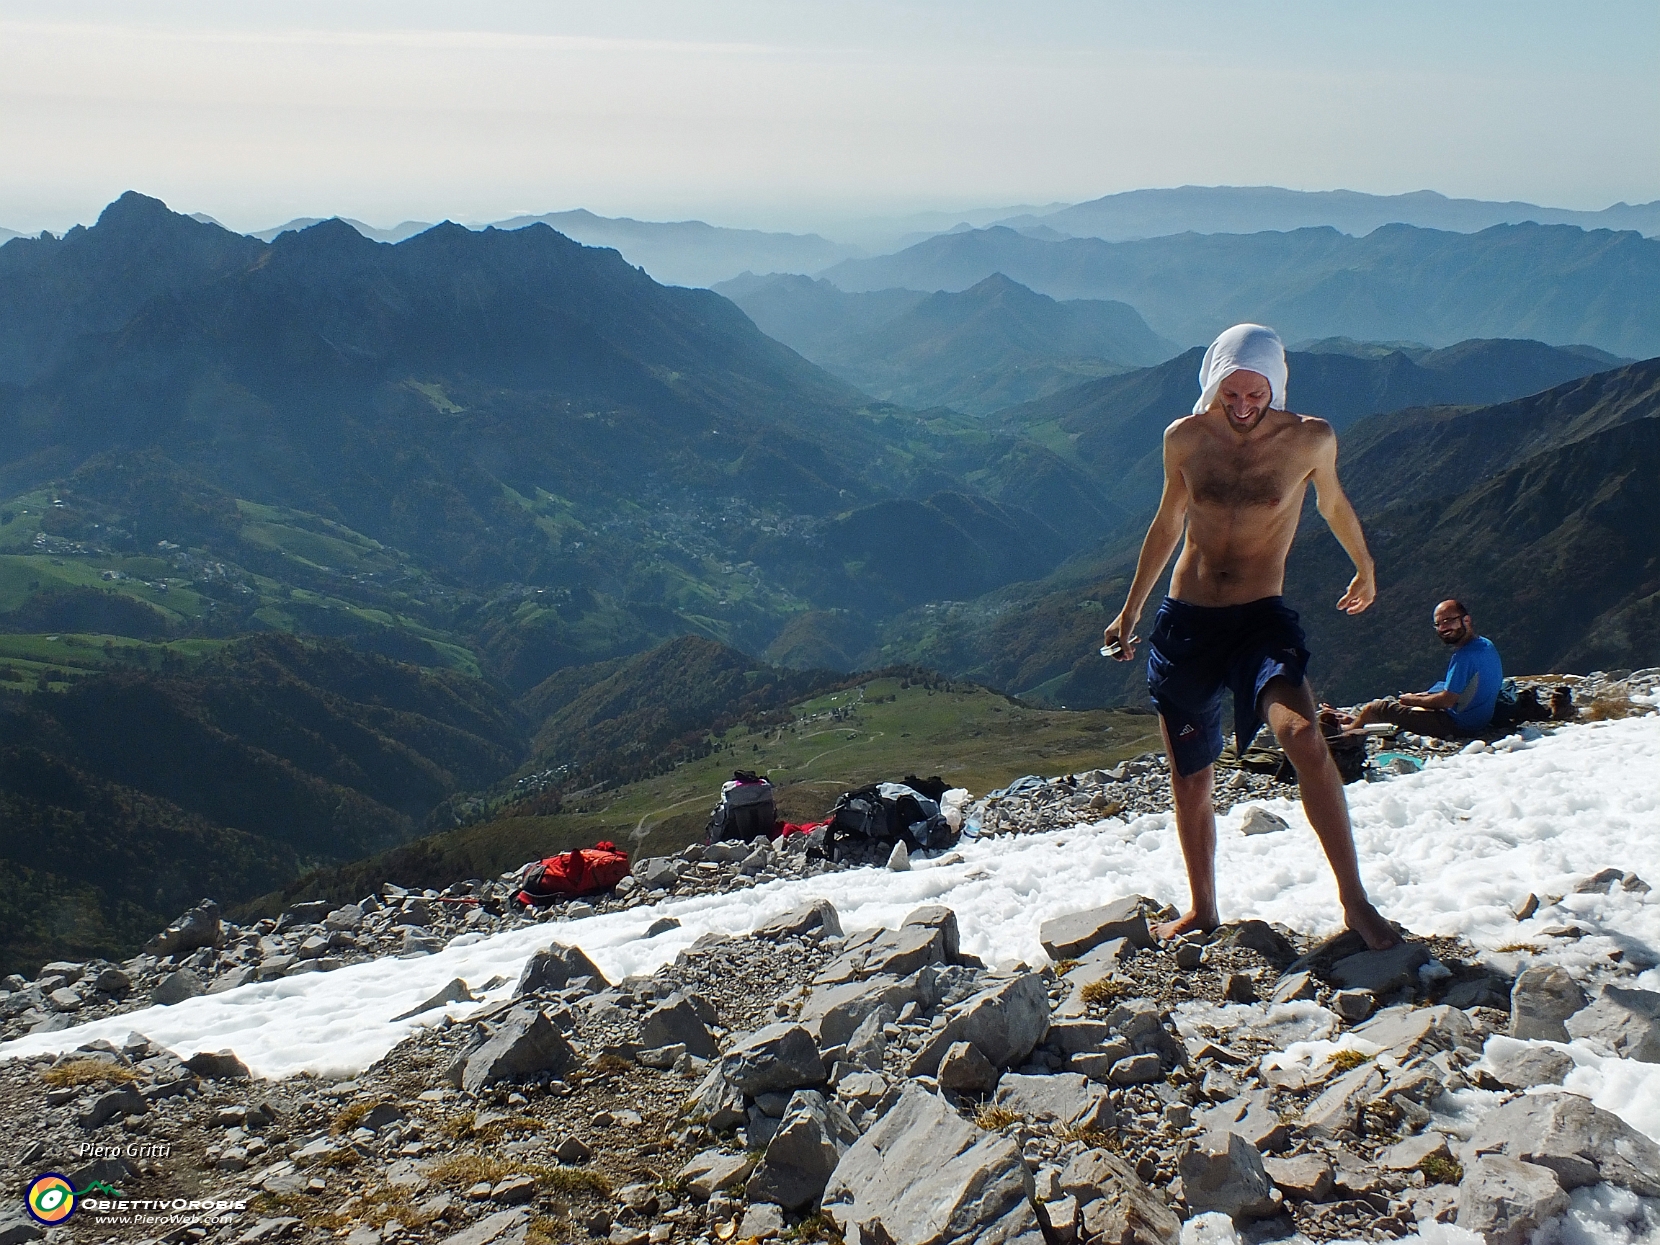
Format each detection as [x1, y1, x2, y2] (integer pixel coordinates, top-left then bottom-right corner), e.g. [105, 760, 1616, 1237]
[1146, 596, 1311, 776]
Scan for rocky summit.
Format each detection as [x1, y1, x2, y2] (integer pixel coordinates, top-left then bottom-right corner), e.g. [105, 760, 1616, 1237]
[4, 858, 1660, 1245]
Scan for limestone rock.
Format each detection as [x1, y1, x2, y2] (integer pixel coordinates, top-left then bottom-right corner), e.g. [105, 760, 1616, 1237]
[185, 1049, 250, 1079]
[1261, 1153, 1333, 1201]
[1331, 989, 1374, 1022]
[1468, 1091, 1660, 1196]
[1380, 1131, 1450, 1170]
[1509, 965, 1588, 1042]
[736, 1203, 784, 1240]
[461, 1005, 577, 1095]
[1455, 1155, 1569, 1245]
[1487, 1043, 1575, 1089]
[1300, 1062, 1384, 1139]
[822, 1083, 1035, 1245]
[1330, 942, 1430, 993]
[754, 900, 842, 941]
[937, 1040, 999, 1095]
[904, 905, 962, 961]
[1350, 1004, 1475, 1060]
[1196, 1090, 1288, 1152]
[677, 1149, 756, 1201]
[718, 1023, 827, 1096]
[1237, 806, 1289, 836]
[993, 1072, 1115, 1132]
[844, 1005, 892, 1072]
[746, 1090, 859, 1210]
[886, 841, 910, 871]
[152, 968, 205, 1006]
[909, 972, 1051, 1076]
[1109, 1054, 1163, 1086]
[1180, 1130, 1279, 1219]
[392, 979, 475, 1022]
[801, 974, 918, 1047]
[514, 943, 608, 997]
[1564, 984, 1660, 1062]
[639, 993, 719, 1060]
[1271, 970, 1317, 1004]
[78, 1087, 147, 1128]
[1059, 1148, 1181, 1245]
[1040, 898, 1154, 960]
[147, 900, 222, 957]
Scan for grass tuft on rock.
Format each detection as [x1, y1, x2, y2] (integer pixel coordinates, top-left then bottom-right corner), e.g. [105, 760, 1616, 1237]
[1420, 1153, 1464, 1185]
[1326, 1048, 1373, 1073]
[41, 1059, 140, 1088]
[974, 1105, 1019, 1130]
[1079, 979, 1122, 1006]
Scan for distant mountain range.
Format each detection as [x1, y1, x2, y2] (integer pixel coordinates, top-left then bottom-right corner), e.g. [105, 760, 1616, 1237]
[716, 272, 1178, 414]
[245, 208, 859, 288]
[819, 223, 1660, 358]
[0, 192, 1113, 690]
[995, 185, 1660, 241]
[998, 338, 1630, 516]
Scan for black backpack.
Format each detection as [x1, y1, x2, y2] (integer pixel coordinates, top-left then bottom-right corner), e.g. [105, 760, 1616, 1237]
[827, 781, 955, 852]
[704, 771, 778, 843]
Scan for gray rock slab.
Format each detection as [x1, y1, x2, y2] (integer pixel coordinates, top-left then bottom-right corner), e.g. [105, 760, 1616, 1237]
[0, 1211, 44, 1245]
[1069, 1043, 1132, 1083]
[1564, 984, 1660, 1062]
[1487, 1043, 1576, 1089]
[78, 1086, 146, 1128]
[800, 974, 917, 1047]
[746, 1090, 860, 1211]
[185, 1049, 250, 1079]
[1195, 1090, 1289, 1152]
[1060, 1148, 1181, 1245]
[1109, 1053, 1163, 1086]
[1331, 989, 1374, 1022]
[753, 900, 842, 941]
[1380, 1131, 1450, 1170]
[639, 992, 719, 1060]
[1300, 1062, 1384, 1139]
[719, 1023, 827, 1096]
[1047, 1020, 1111, 1055]
[938, 1041, 999, 1096]
[677, 1149, 756, 1201]
[1219, 919, 1298, 965]
[845, 1004, 892, 1072]
[1510, 965, 1588, 1042]
[435, 1208, 529, 1245]
[1350, 1004, 1476, 1060]
[903, 905, 961, 962]
[993, 1072, 1115, 1131]
[1329, 942, 1431, 993]
[514, 943, 607, 996]
[1271, 970, 1317, 1004]
[1261, 1153, 1333, 1201]
[1468, 1091, 1660, 1195]
[392, 978, 474, 1022]
[461, 1006, 576, 1095]
[861, 925, 945, 978]
[822, 1082, 1035, 1245]
[152, 968, 205, 1006]
[1455, 1155, 1569, 1245]
[1180, 1130, 1279, 1219]
[909, 972, 1051, 1076]
[1040, 897, 1153, 960]
[147, 900, 222, 957]
[736, 1203, 785, 1240]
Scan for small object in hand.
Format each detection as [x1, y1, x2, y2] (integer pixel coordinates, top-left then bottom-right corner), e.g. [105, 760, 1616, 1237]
[1100, 636, 1139, 658]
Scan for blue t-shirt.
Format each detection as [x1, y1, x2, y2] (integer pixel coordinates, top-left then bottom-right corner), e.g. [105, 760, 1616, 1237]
[1428, 636, 1503, 730]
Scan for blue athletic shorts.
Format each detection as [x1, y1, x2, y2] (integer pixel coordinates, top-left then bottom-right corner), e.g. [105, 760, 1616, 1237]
[1146, 595, 1311, 777]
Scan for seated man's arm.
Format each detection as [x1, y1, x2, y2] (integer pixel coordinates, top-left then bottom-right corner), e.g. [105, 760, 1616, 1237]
[1401, 689, 1459, 710]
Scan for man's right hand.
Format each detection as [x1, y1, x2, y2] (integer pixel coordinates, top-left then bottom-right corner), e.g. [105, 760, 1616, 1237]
[1103, 611, 1140, 661]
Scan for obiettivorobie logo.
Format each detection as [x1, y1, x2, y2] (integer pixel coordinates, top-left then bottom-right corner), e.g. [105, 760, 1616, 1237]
[25, 1172, 124, 1225]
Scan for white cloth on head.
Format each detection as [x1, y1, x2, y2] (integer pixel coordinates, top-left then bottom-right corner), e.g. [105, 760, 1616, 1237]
[1193, 323, 1288, 415]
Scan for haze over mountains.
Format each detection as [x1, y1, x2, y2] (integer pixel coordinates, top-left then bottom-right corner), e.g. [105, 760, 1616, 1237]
[716, 272, 1178, 414]
[821, 223, 1660, 357]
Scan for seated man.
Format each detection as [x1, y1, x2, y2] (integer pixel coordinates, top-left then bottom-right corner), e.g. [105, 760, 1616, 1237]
[1347, 599, 1503, 737]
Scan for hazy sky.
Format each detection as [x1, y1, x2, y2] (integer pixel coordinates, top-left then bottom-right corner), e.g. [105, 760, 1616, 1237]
[3, 0, 1657, 235]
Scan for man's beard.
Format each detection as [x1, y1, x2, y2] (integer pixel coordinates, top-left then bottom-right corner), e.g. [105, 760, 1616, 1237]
[1224, 399, 1267, 428]
[1440, 627, 1466, 645]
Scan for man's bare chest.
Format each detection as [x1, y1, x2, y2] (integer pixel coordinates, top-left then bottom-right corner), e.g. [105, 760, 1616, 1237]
[1186, 449, 1305, 511]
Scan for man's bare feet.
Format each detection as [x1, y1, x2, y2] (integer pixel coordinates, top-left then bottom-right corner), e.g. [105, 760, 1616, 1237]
[1153, 909, 1219, 942]
[1344, 900, 1402, 951]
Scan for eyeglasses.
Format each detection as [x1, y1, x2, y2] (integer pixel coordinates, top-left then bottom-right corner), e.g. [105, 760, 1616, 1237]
[1433, 616, 1468, 629]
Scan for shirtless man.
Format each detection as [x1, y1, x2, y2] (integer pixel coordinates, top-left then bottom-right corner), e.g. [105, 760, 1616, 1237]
[1102, 323, 1399, 950]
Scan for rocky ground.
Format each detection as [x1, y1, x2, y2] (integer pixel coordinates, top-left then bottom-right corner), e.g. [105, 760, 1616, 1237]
[2, 670, 1656, 1245]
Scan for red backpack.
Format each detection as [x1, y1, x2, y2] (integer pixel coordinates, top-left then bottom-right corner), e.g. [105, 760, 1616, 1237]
[516, 841, 631, 905]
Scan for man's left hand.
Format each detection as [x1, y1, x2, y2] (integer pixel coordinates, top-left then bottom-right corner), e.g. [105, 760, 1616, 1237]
[1336, 569, 1376, 614]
